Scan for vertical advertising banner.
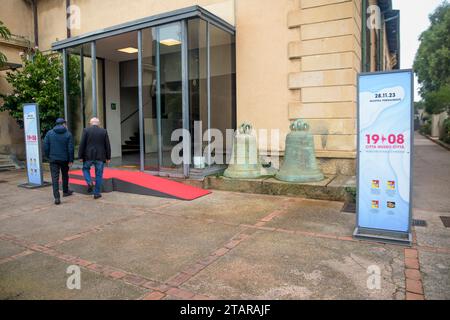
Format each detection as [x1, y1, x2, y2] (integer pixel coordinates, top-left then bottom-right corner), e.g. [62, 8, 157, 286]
[23, 103, 43, 186]
[355, 70, 413, 244]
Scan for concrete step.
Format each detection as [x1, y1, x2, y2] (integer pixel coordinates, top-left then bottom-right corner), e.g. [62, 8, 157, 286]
[0, 164, 16, 171]
[121, 149, 140, 154]
[199, 175, 356, 202]
[0, 155, 22, 170]
[124, 144, 139, 149]
[124, 140, 140, 146]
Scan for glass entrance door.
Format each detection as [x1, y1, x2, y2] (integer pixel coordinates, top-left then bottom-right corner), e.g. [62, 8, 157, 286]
[158, 23, 184, 174]
[66, 43, 105, 158]
[142, 22, 186, 176]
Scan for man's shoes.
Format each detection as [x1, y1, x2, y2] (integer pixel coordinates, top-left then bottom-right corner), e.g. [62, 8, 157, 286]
[93, 194, 102, 200]
[54, 198, 61, 205]
[87, 183, 94, 194]
[63, 190, 74, 197]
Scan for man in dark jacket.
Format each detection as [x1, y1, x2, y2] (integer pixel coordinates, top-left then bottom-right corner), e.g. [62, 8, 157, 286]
[78, 117, 111, 199]
[44, 118, 74, 205]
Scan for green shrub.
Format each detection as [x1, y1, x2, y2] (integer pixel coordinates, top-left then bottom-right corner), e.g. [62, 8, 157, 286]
[424, 85, 450, 115]
[344, 186, 357, 204]
[0, 49, 64, 137]
[419, 120, 432, 135]
[441, 118, 450, 144]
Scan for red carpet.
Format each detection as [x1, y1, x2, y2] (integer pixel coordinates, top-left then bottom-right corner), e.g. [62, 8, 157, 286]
[68, 168, 210, 201]
[69, 168, 116, 179]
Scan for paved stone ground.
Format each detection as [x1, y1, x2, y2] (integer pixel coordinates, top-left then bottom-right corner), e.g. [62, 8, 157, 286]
[411, 133, 450, 300]
[0, 132, 448, 300]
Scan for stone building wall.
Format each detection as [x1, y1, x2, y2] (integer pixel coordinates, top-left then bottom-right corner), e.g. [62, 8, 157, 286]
[287, 0, 362, 175]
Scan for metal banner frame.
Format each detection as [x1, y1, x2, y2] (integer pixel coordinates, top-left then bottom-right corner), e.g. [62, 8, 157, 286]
[354, 69, 414, 246]
[19, 103, 50, 189]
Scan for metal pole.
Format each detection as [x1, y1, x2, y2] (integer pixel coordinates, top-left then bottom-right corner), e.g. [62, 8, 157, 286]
[80, 45, 85, 127]
[91, 41, 97, 117]
[62, 49, 69, 122]
[206, 22, 211, 166]
[156, 28, 163, 170]
[138, 30, 145, 172]
[181, 20, 190, 177]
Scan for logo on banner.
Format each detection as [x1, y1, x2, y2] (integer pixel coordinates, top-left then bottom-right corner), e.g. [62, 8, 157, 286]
[371, 200, 379, 209]
[386, 180, 396, 197]
[371, 180, 380, 189]
[371, 179, 381, 195]
[387, 180, 396, 190]
[387, 201, 396, 209]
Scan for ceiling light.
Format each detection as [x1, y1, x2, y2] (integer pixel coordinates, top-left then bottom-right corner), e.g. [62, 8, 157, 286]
[160, 38, 181, 46]
[117, 47, 138, 54]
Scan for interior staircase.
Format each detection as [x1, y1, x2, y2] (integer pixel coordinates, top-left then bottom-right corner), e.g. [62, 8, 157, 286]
[122, 131, 140, 154]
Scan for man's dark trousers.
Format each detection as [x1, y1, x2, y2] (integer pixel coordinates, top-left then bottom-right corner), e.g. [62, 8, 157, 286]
[50, 160, 69, 199]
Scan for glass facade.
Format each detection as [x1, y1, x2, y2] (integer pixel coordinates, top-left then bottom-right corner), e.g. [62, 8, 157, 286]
[188, 19, 208, 168]
[187, 19, 236, 169]
[209, 24, 236, 166]
[157, 22, 184, 173]
[141, 27, 158, 170]
[61, 11, 235, 177]
[66, 43, 104, 155]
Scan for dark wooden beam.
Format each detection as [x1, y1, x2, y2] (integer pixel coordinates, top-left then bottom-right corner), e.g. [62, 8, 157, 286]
[32, 0, 38, 46]
[66, 0, 71, 38]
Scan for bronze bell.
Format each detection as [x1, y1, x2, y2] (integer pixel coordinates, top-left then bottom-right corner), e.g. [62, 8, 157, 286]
[224, 123, 262, 179]
[276, 119, 324, 182]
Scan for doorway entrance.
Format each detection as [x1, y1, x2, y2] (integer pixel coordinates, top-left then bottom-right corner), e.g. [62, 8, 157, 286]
[56, 7, 236, 178]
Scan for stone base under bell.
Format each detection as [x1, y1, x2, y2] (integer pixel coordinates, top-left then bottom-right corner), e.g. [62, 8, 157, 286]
[224, 167, 262, 179]
[275, 170, 324, 183]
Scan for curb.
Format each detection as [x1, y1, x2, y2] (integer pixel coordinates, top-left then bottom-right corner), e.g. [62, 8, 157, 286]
[421, 133, 450, 151]
[404, 248, 425, 300]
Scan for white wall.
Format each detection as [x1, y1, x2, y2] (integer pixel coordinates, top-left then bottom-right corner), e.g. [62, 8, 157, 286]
[105, 60, 122, 158]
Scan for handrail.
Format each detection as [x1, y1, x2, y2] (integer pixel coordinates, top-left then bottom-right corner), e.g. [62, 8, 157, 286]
[121, 108, 139, 124]
[120, 100, 154, 125]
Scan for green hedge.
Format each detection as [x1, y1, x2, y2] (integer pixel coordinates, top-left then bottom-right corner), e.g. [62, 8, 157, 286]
[419, 120, 432, 135]
[441, 118, 450, 144]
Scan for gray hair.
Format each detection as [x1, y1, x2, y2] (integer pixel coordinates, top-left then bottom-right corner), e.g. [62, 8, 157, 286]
[90, 117, 100, 126]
